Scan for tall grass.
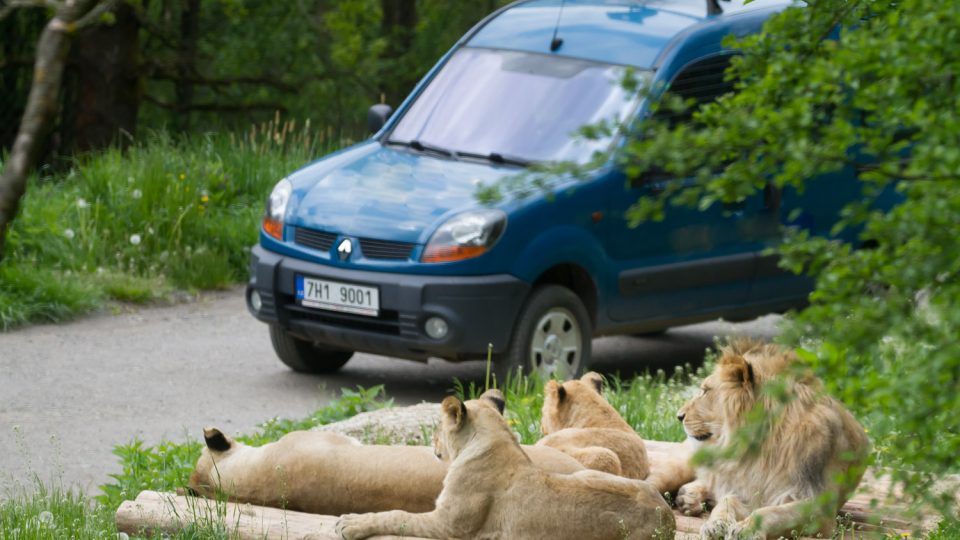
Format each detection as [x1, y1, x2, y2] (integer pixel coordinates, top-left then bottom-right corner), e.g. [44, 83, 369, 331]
[1, 120, 345, 330]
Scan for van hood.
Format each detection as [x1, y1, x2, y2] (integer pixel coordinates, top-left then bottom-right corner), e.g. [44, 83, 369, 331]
[286, 142, 516, 244]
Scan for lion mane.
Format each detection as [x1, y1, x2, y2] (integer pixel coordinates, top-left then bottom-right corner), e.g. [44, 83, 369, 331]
[676, 339, 870, 539]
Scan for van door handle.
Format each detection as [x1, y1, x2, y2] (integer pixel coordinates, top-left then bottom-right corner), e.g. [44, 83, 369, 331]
[763, 182, 782, 211]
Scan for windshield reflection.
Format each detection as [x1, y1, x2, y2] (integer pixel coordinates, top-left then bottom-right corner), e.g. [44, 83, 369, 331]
[388, 47, 643, 164]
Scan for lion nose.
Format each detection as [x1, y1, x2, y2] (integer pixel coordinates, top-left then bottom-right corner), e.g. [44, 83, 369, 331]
[677, 413, 685, 423]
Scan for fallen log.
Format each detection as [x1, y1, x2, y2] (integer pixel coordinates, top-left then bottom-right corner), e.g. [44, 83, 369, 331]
[115, 490, 430, 540]
[117, 488, 921, 540]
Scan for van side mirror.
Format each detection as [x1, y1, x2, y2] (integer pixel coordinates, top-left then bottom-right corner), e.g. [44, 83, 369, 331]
[367, 104, 394, 134]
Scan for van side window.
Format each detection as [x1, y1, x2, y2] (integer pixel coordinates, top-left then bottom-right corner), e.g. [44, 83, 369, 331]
[658, 53, 738, 125]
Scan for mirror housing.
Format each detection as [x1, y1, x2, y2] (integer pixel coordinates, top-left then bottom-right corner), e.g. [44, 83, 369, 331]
[367, 104, 394, 134]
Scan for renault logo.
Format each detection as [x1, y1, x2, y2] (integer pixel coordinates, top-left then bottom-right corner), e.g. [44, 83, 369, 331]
[337, 239, 353, 261]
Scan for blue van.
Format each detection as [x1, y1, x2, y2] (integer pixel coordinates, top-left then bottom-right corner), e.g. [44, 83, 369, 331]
[247, 0, 843, 379]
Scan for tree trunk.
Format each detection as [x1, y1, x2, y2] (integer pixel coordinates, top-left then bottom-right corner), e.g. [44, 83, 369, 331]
[64, 1, 141, 152]
[174, 0, 200, 131]
[380, 0, 416, 106]
[0, 0, 103, 262]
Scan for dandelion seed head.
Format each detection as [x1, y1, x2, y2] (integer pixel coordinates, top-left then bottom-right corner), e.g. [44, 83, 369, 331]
[132, 189, 142, 200]
[127, 176, 134, 184]
[38, 511, 53, 524]
[77, 198, 89, 209]
[64, 229, 75, 240]
[129, 234, 142, 246]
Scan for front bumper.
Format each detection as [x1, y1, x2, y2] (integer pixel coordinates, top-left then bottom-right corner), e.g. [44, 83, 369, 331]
[247, 245, 530, 361]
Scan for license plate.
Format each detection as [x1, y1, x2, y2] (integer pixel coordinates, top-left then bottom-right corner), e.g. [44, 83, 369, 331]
[296, 276, 380, 317]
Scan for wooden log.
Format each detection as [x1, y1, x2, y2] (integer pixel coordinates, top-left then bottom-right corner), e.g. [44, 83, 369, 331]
[115, 490, 430, 540]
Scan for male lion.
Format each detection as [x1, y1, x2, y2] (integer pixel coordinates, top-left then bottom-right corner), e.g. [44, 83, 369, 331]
[539, 372, 695, 494]
[675, 340, 870, 540]
[336, 394, 675, 540]
[188, 390, 584, 515]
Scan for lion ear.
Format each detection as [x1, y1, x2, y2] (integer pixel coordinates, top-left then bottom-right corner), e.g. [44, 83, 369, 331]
[720, 355, 755, 386]
[441, 396, 467, 429]
[203, 427, 232, 452]
[479, 389, 506, 415]
[546, 380, 567, 402]
[581, 372, 604, 394]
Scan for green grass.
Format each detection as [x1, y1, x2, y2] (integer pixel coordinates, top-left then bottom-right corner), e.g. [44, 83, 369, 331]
[0, 120, 344, 330]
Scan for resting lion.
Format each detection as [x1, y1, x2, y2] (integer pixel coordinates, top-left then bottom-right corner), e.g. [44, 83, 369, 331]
[336, 394, 676, 540]
[539, 372, 694, 494]
[188, 390, 584, 515]
[675, 339, 870, 539]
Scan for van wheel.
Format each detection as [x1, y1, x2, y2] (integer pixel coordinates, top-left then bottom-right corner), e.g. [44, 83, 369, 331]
[496, 285, 591, 383]
[269, 325, 354, 373]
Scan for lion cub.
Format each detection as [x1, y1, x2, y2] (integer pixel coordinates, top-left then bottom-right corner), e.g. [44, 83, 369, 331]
[538, 372, 652, 480]
[336, 394, 675, 540]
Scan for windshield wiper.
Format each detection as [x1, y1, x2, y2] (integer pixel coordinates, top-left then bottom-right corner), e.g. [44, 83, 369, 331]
[386, 139, 458, 160]
[457, 150, 533, 168]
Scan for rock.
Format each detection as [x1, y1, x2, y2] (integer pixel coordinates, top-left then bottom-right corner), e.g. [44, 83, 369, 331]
[315, 403, 441, 446]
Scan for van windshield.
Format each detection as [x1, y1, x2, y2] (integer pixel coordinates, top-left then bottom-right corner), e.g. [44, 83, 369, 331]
[387, 47, 641, 165]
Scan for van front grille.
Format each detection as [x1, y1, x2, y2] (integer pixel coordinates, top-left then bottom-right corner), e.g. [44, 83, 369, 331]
[294, 227, 336, 252]
[359, 238, 415, 260]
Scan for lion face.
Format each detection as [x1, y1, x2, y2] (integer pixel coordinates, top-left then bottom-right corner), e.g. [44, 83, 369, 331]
[677, 352, 756, 448]
[541, 372, 606, 434]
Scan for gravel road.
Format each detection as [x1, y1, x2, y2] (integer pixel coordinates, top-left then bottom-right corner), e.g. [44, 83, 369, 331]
[0, 287, 778, 495]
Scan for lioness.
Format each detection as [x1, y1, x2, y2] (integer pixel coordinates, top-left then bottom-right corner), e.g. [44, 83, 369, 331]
[675, 340, 870, 540]
[538, 372, 651, 480]
[336, 394, 676, 540]
[538, 372, 694, 494]
[188, 391, 584, 515]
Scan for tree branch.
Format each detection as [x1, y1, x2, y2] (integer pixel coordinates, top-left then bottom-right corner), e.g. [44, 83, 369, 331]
[69, 0, 120, 31]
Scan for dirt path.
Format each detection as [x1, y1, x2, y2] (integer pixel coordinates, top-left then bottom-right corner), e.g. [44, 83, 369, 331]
[0, 287, 778, 494]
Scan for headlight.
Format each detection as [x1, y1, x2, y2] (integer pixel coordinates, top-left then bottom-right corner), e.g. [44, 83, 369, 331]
[422, 209, 506, 263]
[263, 178, 292, 240]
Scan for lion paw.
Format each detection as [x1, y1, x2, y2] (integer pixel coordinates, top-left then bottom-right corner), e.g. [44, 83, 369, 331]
[676, 483, 709, 516]
[700, 519, 734, 540]
[335, 513, 376, 540]
[727, 520, 765, 540]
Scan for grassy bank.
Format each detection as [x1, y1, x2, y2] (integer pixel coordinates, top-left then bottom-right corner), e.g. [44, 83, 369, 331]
[0, 120, 343, 330]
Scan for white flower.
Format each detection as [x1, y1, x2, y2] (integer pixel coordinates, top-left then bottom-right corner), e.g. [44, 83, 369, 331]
[38, 511, 53, 525]
[64, 229, 75, 240]
[129, 234, 142, 246]
[77, 198, 89, 209]
[118, 533, 130, 540]
[132, 189, 143, 200]
[147, 227, 154, 235]
[127, 176, 134, 184]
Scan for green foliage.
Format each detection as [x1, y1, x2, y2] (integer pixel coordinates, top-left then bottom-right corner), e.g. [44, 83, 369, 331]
[0, 124, 339, 329]
[1, 482, 118, 539]
[608, 0, 960, 513]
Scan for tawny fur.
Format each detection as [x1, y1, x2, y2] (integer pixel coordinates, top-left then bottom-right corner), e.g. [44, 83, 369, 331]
[188, 393, 584, 516]
[538, 372, 695, 494]
[336, 395, 676, 540]
[675, 339, 870, 540]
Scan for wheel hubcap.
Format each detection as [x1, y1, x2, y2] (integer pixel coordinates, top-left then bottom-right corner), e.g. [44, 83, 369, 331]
[529, 307, 581, 379]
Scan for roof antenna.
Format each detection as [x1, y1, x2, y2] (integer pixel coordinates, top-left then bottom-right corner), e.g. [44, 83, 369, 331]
[550, 0, 566, 52]
[707, 0, 730, 16]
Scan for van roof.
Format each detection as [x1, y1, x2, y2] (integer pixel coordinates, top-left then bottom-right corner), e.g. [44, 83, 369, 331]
[466, 0, 791, 68]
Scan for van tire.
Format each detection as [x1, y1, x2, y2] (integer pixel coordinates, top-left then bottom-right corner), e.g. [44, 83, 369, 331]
[495, 285, 591, 383]
[269, 324, 354, 373]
